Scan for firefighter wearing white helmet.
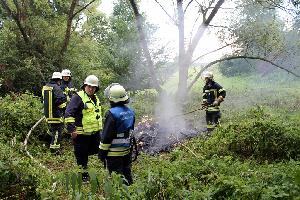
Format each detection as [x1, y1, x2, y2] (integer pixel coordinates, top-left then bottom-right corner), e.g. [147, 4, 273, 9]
[62, 69, 71, 77]
[52, 71, 63, 79]
[201, 71, 226, 132]
[61, 69, 77, 104]
[202, 71, 214, 80]
[64, 75, 102, 183]
[104, 83, 120, 99]
[99, 84, 135, 185]
[42, 72, 67, 154]
[83, 75, 99, 88]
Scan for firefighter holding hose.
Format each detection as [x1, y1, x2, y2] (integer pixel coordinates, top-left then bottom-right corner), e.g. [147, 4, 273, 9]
[201, 71, 226, 132]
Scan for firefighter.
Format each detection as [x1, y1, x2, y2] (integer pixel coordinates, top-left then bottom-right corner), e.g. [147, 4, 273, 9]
[64, 75, 102, 183]
[99, 84, 135, 186]
[201, 71, 226, 132]
[61, 69, 77, 104]
[42, 72, 67, 154]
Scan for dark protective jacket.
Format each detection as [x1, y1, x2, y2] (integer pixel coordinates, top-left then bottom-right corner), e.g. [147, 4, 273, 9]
[202, 80, 226, 112]
[99, 104, 135, 156]
[61, 79, 76, 101]
[42, 80, 67, 123]
[64, 91, 102, 135]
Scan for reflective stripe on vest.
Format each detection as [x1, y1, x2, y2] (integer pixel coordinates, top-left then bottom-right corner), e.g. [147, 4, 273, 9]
[111, 138, 130, 147]
[42, 85, 53, 119]
[43, 85, 63, 123]
[77, 91, 102, 134]
[207, 106, 220, 112]
[99, 141, 131, 156]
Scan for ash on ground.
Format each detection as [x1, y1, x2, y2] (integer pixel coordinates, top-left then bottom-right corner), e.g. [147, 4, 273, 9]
[133, 116, 205, 155]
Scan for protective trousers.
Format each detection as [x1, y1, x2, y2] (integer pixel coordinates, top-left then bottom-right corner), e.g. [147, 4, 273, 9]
[205, 111, 221, 132]
[49, 123, 63, 152]
[106, 153, 133, 185]
[73, 133, 100, 169]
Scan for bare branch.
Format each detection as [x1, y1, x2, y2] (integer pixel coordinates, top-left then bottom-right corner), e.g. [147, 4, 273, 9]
[187, 56, 300, 92]
[59, 0, 77, 67]
[188, 13, 201, 45]
[207, 24, 231, 29]
[184, 0, 194, 13]
[204, 0, 225, 26]
[154, 0, 177, 25]
[191, 41, 235, 64]
[186, 0, 225, 65]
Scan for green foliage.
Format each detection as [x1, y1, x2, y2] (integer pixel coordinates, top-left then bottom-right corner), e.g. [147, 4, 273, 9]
[0, 92, 46, 142]
[103, 172, 131, 200]
[221, 0, 285, 56]
[0, 143, 40, 199]
[218, 58, 254, 77]
[205, 106, 300, 161]
[129, 89, 158, 120]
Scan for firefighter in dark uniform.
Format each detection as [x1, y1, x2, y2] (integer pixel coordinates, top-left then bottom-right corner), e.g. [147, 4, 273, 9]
[99, 84, 135, 185]
[61, 69, 77, 104]
[42, 72, 67, 154]
[64, 75, 102, 182]
[201, 71, 226, 132]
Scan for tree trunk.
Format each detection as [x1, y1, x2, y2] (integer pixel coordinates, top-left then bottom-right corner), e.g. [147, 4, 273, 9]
[177, 0, 225, 102]
[128, 0, 162, 93]
[177, 0, 188, 102]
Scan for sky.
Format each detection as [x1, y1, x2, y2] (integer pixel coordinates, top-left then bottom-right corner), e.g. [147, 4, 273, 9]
[98, 0, 232, 63]
[98, 0, 295, 63]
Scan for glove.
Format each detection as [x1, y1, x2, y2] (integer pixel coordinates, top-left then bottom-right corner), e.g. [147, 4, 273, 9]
[212, 100, 219, 106]
[98, 149, 108, 162]
[201, 102, 208, 109]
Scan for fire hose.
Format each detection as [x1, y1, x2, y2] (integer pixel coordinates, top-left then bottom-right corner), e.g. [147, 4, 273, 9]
[23, 116, 58, 193]
[168, 105, 208, 119]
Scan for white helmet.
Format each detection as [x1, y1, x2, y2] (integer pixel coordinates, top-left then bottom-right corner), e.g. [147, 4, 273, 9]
[51, 72, 62, 79]
[84, 75, 99, 87]
[202, 71, 213, 79]
[61, 69, 71, 77]
[104, 83, 120, 99]
[108, 84, 129, 103]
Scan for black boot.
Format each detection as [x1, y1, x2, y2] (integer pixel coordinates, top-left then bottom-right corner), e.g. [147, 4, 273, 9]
[82, 172, 90, 183]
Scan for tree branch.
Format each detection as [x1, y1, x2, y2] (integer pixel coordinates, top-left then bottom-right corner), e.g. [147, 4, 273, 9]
[72, 0, 96, 18]
[185, 0, 225, 66]
[0, 0, 29, 44]
[191, 41, 235, 64]
[154, 0, 177, 25]
[184, 0, 194, 13]
[187, 55, 300, 92]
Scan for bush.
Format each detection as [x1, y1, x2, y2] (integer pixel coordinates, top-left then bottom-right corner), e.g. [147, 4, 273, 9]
[0, 143, 40, 199]
[0, 92, 47, 142]
[218, 58, 254, 77]
[130, 89, 158, 120]
[206, 107, 300, 161]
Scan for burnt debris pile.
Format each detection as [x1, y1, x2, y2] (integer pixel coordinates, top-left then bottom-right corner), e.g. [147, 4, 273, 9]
[133, 116, 203, 155]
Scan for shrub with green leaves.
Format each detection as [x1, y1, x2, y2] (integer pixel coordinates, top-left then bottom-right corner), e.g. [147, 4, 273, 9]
[0, 92, 47, 142]
[218, 58, 254, 77]
[206, 107, 300, 161]
[0, 143, 40, 199]
[130, 89, 158, 120]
